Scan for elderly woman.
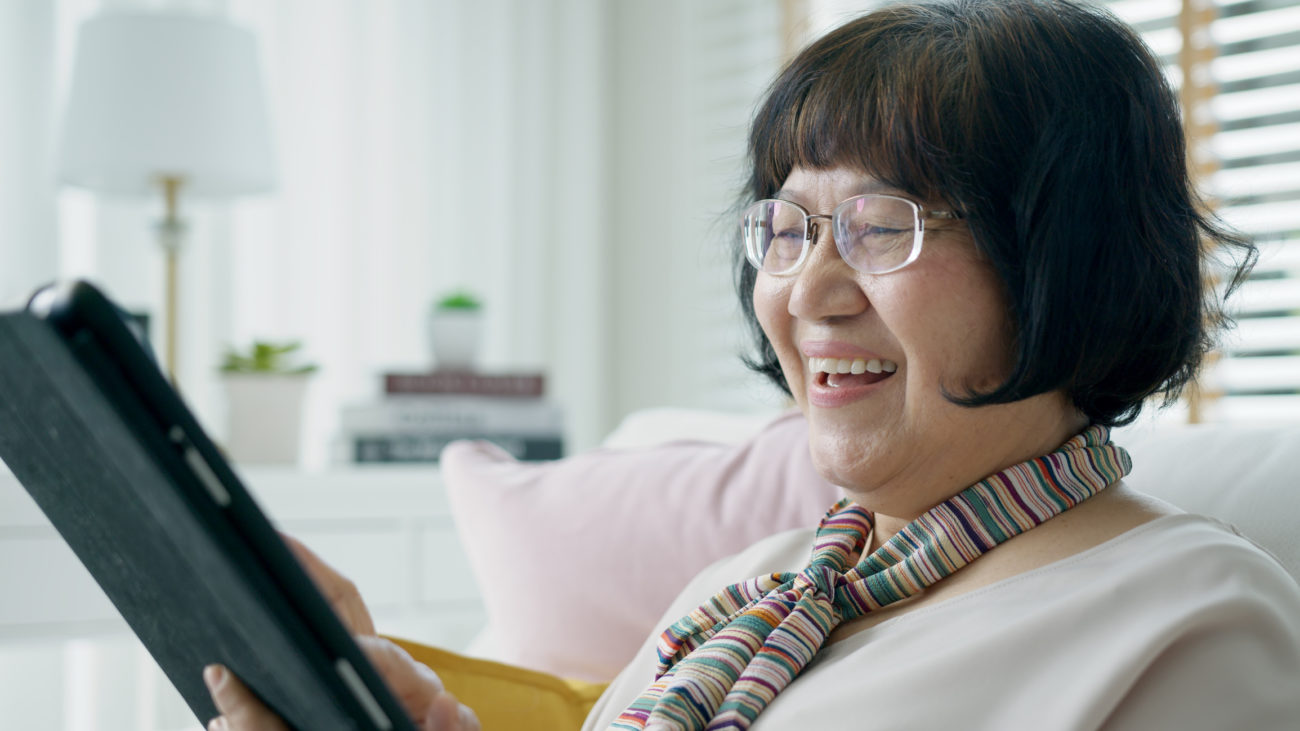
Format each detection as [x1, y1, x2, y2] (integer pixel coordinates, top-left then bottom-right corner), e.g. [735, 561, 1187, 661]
[206, 1, 1300, 729]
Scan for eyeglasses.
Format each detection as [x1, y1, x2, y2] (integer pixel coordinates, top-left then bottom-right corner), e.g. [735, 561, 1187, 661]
[741, 194, 962, 275]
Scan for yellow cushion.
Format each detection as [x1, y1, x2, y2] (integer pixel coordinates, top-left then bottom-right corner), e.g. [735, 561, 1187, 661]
[384, 636, 609, 730]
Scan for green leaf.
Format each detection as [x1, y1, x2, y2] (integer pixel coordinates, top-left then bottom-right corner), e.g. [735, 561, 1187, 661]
[220, 340, 318, 374]
[435, 290, 482, 310]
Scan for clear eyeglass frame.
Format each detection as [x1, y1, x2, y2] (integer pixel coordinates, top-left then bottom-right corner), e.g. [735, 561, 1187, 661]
[741, 193, 962, 276]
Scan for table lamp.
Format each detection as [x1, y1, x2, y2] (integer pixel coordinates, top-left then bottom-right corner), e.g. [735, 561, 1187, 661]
[56, 11, 275, 380]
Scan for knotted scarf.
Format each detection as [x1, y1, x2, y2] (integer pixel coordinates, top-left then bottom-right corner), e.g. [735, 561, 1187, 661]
[611, 425, 1130, 730]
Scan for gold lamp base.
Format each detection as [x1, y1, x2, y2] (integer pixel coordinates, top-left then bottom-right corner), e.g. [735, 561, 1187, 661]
[156, 175, 186, 382]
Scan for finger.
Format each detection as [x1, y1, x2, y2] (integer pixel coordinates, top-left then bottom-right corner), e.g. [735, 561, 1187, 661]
[422, 692, 480, 731]
[458, 701, 481, 731]
[204, 665, 289, 731]
[280, 532, 376, 636]
[357, 635, 446, 718]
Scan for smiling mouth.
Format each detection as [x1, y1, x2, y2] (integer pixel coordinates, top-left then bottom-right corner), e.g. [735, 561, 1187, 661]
[809, 356, 898, 389]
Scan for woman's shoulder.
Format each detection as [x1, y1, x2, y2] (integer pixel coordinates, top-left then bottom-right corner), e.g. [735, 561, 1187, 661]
[926, 509, 1300, 656]
[1067, 513, 1300, 729]
[977, 498, 1300, 614]
[1076, 497, 1294, 581]
[1091, 510, 1300, 601]
[962, 481, 1292, 597]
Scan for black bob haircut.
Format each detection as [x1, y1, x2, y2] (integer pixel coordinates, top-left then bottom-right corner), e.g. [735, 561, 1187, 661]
[736, 0, 1256, 427]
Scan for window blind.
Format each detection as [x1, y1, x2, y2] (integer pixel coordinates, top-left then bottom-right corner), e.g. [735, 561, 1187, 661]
[1109, 0, 1300, 423]
[1201, 0, 1300, 422]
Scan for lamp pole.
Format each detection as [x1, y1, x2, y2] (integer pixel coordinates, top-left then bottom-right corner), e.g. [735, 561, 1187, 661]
[157, 175, 185, 381]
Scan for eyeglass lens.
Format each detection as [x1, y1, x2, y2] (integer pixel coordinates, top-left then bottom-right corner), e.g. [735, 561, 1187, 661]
[743, 196, 921, 275]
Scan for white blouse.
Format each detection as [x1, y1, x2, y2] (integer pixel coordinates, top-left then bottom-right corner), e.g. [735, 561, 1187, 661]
[583, 513, 1300, 730]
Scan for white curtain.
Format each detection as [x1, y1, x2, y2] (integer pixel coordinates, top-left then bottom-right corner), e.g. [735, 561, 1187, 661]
[219, 0, 616, 462]
[2, 0, 614, 462]
[0, 2, 58, 308]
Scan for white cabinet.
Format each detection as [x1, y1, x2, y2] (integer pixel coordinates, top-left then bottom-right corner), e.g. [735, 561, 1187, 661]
[0, 464, 485, 731]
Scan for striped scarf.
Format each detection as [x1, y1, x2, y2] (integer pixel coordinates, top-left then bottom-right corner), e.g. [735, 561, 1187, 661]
[611, 425, 1130, 730]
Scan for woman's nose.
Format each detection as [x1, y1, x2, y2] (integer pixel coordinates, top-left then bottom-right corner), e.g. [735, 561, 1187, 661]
[787, 221, 869, 321]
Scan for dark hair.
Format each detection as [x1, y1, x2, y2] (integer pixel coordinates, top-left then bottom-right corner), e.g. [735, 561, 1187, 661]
[736, 0, 1255, 427]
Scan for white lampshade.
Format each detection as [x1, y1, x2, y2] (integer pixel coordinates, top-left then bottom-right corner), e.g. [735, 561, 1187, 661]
[57, 11, 275, 197]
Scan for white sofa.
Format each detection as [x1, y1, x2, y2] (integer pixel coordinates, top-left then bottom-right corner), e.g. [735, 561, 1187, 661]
[443, 408, 1300, 682]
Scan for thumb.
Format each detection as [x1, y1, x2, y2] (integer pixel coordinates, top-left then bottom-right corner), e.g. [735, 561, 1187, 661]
[204, 664, 289, 731]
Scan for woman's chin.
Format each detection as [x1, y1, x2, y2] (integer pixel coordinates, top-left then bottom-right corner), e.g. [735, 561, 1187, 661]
[808, 412, 892, 460]
[809, 441, 893, 494]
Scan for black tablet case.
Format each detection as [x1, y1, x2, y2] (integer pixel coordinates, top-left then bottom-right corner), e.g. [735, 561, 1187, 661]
[0, 281, 417, 731]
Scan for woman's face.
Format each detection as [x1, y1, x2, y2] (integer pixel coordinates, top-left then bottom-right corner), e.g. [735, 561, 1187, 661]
[754, 166, 1081, 519]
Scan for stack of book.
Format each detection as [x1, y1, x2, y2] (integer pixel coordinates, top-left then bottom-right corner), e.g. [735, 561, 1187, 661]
[338, 370, 563, 464]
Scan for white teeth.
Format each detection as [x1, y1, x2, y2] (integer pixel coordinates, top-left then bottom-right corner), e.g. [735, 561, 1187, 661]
[807, 356, 899, 375]
[809, 357, 864, 374]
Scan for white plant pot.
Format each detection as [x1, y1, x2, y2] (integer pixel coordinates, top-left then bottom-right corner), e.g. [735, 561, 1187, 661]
[222, 373, 311, 465]
[429, 309, 482, 370]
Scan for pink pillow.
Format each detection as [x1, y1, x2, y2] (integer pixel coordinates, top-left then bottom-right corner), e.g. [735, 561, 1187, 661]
[441, 410, 841, 682]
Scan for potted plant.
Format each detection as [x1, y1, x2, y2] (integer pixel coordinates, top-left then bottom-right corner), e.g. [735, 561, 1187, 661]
[429, 290, 483, 371]
[219, 341, 318, 465]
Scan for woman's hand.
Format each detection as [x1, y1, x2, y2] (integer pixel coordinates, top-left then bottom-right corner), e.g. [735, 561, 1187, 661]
[203, 635, 480, 730]
[280, 532, 376, 637]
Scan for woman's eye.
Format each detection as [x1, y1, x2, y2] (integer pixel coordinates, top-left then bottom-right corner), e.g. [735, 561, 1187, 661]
[857, 225, 905, 238]
[770, 229, 804, 257]
[853, 226, 909, 250]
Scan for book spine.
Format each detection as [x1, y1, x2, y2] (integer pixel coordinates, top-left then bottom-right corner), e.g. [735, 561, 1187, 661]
[384, 372, 545, 397]
[351, 433, 564, 463]
[340, 397, 563, 434]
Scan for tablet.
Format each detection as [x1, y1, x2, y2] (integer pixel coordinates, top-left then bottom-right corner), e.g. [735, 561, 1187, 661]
[0, 280, 417, 731]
